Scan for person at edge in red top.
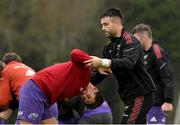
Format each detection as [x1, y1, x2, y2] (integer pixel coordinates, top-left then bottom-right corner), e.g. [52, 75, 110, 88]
[0, 52, 40, 123]
[17, 49, 105, 124]
[0, 61, 6, 124]
[0, 53, 58, 124]
[132, 23, 174, 124]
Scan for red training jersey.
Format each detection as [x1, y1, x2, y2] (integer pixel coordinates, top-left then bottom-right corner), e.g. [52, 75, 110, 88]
[32, 49, 91, 105]
[0, 61, 35, 105]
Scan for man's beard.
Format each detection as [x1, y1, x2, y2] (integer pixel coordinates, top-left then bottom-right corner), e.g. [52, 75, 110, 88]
[104, 31, 116, 38]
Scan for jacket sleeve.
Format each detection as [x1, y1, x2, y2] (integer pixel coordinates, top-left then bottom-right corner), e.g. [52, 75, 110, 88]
[154, 50, 174, 103]
[111, 39, 141, 71]
[90, 46, 108, 85]
[90, 70, 107, 85]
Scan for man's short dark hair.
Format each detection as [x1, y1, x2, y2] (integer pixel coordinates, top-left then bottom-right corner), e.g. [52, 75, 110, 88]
[101, 8, 124, 22]
[84, 91, 104, 109]
[2, 52, 22, 64]
[132, 23, 152, 39]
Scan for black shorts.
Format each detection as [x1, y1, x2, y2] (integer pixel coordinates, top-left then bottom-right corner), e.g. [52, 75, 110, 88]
[121, 92, 155, 124]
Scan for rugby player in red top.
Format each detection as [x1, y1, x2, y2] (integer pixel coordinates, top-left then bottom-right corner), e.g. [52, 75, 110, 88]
[17, 49, 104, 124]
[0, 61, 7, 124]
[0, 52, 36, 122]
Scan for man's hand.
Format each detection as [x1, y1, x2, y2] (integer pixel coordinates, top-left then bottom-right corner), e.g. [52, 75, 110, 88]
[0, 108, 13, 120]
[97, 67, 112, 75]
[84, 56, 111, 68]
[161, 103, 173, 112]
[84, 56, 102, 68]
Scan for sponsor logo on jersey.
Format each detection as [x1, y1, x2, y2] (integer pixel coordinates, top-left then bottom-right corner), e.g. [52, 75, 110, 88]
[18, 111, 24, 116]
[26, 69, 35, 76]
[28, 113, 38, 119]
[150, 116, 157, 122]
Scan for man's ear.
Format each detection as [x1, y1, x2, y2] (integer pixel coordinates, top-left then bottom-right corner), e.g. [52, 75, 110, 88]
[114, 19, 122, 29]
[94, 87, 98, 93]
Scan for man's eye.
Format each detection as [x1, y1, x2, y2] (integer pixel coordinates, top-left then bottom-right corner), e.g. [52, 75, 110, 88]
[103, 23, 108, 26]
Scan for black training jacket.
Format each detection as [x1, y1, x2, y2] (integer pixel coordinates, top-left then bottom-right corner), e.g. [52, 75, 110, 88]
[143, 43, 174, 105]
[90, 30, 156, 103]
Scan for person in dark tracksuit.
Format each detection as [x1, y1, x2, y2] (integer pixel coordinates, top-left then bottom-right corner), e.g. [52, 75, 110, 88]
[132, 23, 174, 124]
[84, 8, 156, 124]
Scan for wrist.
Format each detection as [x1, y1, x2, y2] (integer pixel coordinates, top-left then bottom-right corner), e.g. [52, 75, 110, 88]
[101, 59, 111, 68]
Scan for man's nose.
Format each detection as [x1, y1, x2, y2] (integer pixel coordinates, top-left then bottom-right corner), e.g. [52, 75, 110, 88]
[86, 93, 91, 98]
[102, 26, 105, 31]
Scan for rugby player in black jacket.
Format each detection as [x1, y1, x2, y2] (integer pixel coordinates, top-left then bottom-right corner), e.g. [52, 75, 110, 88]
[84, 8, 156, 124]
[132, 23, 174, 124]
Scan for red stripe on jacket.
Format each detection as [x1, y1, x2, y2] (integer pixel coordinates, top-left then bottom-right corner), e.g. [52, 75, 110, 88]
[153, 44, 162, 59]
[123, 32, 132, 44]
[128, 96, 143, 123]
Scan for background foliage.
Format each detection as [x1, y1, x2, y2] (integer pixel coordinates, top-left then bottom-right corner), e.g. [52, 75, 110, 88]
[0, 0, 179, 123]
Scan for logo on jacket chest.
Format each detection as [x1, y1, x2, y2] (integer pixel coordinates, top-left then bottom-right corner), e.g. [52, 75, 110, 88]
[116, 44, 121, 56]
[108, 44, 121, 57]
[144, 54, 148, 65]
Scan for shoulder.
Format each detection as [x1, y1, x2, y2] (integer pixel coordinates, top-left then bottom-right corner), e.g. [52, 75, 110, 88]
[122, 31, 139, 45]
[104, 41, 111, 46]
[122, 31, 133, 44]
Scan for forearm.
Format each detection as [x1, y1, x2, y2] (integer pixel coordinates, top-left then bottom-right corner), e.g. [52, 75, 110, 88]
[90, 70, 107, 85]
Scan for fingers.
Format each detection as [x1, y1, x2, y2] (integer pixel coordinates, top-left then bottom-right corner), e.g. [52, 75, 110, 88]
[84, 56, 98, 63]
[162, 108, 173, 112]
[0, 109, 12, 120]
[85, 56, 108, 69]
[161, 105, 173, 112]
[84, 59, 92, 64]
[99, 71, 108, 75]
